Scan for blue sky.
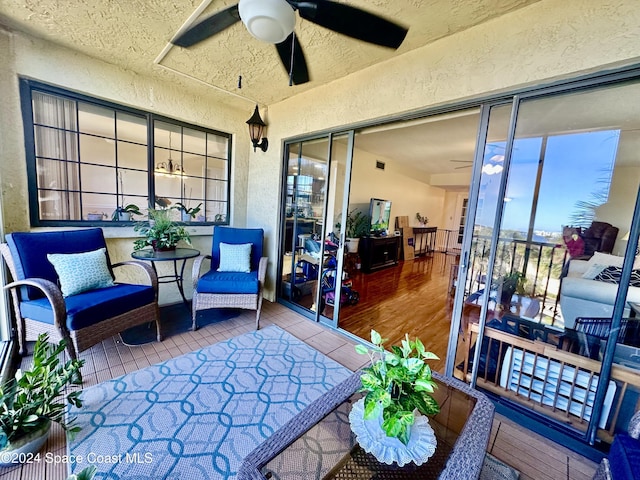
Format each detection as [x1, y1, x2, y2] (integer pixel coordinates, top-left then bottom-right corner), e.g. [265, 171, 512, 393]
[476, 130, 619, 233]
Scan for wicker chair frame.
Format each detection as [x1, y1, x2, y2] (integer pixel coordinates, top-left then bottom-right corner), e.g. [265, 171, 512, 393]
[191, 255, 268, 331]
[0, 243, 161, 361]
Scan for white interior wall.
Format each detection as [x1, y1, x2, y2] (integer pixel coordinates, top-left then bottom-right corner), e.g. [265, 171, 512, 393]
[349, 151, 446, 230]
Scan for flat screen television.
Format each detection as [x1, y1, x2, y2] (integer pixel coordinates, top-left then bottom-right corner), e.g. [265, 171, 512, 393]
[369, 198, 392, 235]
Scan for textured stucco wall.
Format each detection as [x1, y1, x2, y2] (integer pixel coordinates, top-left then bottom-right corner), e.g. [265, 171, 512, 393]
[0, 31, 251, 304]
[249, 0, 640, 299]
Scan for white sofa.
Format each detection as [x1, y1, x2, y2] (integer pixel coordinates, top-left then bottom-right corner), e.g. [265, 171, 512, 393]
[559, 258, 640, 329]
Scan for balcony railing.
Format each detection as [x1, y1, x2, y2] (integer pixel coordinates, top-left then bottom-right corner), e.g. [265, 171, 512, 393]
[429, 229, 567, 327]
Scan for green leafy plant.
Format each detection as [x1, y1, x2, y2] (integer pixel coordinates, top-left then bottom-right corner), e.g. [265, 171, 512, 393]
[67, 466, 97, 480]
[133, 207, 191, 251]
[175, 202, 202, 219]
[0, 334, 84, 450]
[355, 330, 440, 445]
[111, 203, 142, 221]
[496, 271, 526, 305]
[343, 210, 371, 238]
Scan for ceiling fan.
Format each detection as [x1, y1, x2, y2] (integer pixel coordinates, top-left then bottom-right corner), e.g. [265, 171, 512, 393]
[172, 0, 408, 85]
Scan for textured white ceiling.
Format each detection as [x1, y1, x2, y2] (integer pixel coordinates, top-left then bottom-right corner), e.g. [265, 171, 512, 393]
[0, 0, 541, 105]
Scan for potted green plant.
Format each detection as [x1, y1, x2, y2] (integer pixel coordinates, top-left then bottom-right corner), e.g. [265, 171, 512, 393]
[0, 334, 84, 465]
[175, 202, 202, 222]
[133, 207, 191, 251]
[111, 203, 142, 222]
[497, 271, 525, 306]
[67, 466, 97, 480]
[340, 210, 370, 253]
[351, 330, 440, 466]
[416, 213, 429, 226]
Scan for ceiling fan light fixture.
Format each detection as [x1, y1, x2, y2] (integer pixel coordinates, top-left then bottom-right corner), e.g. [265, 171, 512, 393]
[238, 0, 296, 44]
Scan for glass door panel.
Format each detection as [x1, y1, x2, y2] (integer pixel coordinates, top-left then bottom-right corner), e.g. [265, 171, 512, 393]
[280, 138, 330, 314]
[463, 80, 640, 445]
[449, 103, 513, 380]
[319, 133, 353, 328]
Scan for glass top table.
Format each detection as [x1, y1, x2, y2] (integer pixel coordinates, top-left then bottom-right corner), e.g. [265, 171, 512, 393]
[238, 371, 494, 480]
[131, 248, 200, 306]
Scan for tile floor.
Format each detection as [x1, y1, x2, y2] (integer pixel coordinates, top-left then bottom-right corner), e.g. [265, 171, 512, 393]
[0, 301, 598, 479]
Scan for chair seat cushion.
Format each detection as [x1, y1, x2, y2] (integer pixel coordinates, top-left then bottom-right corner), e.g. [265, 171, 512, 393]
[196, 270, 259, 295]
[609, 434, 640, 480]
[20, 284, 155, 331]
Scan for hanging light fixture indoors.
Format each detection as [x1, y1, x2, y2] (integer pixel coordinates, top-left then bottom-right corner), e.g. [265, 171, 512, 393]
[155, 132, 184, 177]
[246, 105, 269, 152]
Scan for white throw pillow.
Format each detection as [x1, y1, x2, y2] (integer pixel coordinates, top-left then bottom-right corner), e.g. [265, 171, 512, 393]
[47, 247, 114, 297]
[581, 252, 640, 279]
[218, 243, 252, 273]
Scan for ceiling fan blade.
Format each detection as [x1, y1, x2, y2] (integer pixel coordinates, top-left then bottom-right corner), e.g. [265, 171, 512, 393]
[276, 33, 310, 85]
[292, 0, 407, 49]
[173, 4, 240, 47]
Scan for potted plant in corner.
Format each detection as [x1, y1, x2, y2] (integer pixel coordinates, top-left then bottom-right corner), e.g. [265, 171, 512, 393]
[133, 206, 191, 251]
[175, 202, 202, 222]
[351, 329, 440, 466]
[0, 334, 84, 466]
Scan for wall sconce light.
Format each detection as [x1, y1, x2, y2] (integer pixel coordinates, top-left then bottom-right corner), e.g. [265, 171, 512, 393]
[246, 105, 268, 152]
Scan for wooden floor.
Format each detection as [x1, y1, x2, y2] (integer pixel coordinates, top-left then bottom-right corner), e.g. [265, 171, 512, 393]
[0, 300, 597, 480]
[338, 252, 458, 372]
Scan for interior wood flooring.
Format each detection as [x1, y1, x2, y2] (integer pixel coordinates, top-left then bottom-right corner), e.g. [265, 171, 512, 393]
[337, 252, 458, 372]
[0, 301, 597, 480]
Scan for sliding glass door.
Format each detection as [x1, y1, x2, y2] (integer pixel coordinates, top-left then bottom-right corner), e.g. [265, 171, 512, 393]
[278, 133, 354, 326]
[450, 77, 640, 447]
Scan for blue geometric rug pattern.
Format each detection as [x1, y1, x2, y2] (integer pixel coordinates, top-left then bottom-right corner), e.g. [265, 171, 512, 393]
[67, 326, 352, 479]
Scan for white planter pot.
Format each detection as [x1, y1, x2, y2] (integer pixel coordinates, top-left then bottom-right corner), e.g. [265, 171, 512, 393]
[118, 212, 131, 221]
[181, 212, 191, 222]
[0, 421, 51, 467]
[348, 398, 436, 467]
[346, 237, 360, 253]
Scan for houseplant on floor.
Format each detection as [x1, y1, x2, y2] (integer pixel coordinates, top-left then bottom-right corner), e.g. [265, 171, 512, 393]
[351, 330, 440, 466]
[133, 206, 191, 251]
[340, 210, 370, 253]
[0, 334, 84, 465]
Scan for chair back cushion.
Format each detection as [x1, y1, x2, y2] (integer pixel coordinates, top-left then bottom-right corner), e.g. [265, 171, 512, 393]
[6, 229, 111, 300]
[211, 227, 263, 272]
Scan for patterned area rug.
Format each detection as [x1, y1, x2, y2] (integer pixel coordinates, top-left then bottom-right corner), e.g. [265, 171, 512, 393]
[68, 326, 352, 479]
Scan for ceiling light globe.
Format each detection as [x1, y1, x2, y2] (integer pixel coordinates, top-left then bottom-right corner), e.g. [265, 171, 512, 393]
[239, 0, 296, 44]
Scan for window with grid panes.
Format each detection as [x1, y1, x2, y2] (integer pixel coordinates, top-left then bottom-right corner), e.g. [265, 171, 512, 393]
[20, 79, 231, 226]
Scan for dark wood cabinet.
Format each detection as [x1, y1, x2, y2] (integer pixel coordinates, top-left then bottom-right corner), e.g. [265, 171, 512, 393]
[359, 236, 400, 273]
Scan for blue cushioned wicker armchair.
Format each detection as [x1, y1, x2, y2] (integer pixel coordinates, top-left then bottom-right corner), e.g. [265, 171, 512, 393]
[1, 229, 161, 361]
[191, 227, 268, 330]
